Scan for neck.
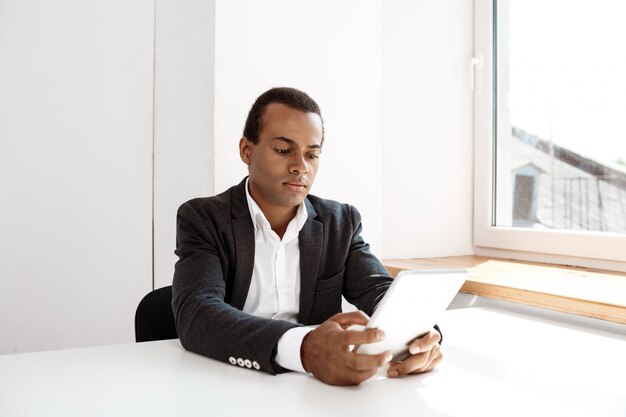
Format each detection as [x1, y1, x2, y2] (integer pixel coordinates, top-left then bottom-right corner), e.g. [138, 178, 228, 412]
[263, 205, 298, 239]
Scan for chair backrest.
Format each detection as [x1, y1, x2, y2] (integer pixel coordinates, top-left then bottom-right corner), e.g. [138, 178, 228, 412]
[134, 285, 178, 342]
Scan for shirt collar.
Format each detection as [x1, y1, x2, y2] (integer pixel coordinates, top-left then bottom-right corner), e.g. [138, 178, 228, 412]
[245, 178, 308, 235]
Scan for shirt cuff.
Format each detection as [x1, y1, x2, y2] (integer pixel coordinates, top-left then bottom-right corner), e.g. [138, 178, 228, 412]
[275, 326, 315, 373]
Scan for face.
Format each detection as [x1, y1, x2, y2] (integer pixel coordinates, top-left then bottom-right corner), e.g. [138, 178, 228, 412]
[239, 103, 323, 214]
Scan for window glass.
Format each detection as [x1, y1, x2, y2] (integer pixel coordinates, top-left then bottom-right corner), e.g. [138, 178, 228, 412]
[495, 0, 626, 233]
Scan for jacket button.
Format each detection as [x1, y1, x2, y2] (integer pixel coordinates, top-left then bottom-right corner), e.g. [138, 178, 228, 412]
[228, 356, 237, 365]
[252, 361, 260, 370]
[244, 359, 252, 368]
[237, 358, 245, 367]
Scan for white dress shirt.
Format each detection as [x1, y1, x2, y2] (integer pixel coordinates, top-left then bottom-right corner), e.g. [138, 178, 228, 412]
[243, 180, 314, 372]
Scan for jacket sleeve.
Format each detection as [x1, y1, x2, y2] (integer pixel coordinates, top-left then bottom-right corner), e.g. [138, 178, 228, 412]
[171, 202, 299, 375]
[341, 205, 394, 316]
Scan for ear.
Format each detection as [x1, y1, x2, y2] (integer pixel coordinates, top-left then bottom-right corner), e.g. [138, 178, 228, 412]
[239, 137, 253, 165]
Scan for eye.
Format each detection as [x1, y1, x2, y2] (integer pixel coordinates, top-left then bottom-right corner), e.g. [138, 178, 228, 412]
[274, 148, 290, 155]
[306, 153, 320, 160]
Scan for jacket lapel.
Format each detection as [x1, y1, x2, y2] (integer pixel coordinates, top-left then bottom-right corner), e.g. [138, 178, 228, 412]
[298, 199, 323, 325]
[230, 178, 255, 310]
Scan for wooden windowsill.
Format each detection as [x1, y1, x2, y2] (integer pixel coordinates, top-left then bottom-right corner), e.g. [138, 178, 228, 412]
[382, 256, 626, 325]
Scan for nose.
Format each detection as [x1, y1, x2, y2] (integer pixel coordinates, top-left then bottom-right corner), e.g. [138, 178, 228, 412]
[289, 153, 309, 175]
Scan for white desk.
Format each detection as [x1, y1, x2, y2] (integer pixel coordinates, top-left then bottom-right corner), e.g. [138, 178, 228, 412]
[1, 306, 624, 417]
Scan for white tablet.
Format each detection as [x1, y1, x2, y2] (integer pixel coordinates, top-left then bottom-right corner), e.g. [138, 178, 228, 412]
[354, 269, 467, 361]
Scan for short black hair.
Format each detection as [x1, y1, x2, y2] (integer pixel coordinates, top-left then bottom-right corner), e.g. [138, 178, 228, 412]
[243, 87, 324, 144]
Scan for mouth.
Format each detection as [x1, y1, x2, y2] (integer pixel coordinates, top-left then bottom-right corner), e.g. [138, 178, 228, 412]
[283, 181, 307, 192]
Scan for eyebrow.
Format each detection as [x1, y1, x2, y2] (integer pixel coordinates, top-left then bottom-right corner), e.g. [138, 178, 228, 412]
[271, 136, 322, 149]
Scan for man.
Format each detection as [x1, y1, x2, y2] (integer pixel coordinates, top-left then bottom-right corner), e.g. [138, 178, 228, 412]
[172, 87, 442, 386]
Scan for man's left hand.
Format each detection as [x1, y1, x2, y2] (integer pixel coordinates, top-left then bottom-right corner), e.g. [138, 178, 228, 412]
[386, 329, 442, 378]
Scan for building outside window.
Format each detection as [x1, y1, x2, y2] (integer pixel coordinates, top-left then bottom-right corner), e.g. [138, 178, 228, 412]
[495, 0, 626, 233]
[474, 0, 626, 262]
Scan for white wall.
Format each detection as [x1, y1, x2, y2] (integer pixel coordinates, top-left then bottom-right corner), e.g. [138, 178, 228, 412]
[153, 0, 476, 288]
[0, 0, 154, 354]
[211, 0, 474, 258]
[381, 0, 474, 258]
[0, 0, 475, 355]
[213, 0, 384, 254]
[153, 0, 216, 289]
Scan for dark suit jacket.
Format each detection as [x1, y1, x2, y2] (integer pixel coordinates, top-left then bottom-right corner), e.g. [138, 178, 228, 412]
[172, 178, 393, 375]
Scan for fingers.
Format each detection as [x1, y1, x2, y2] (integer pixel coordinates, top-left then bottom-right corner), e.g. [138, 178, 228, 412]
[302, 311, 390, 386]
[329, 311, 370, 329]
[343, 350, 393, 372]
[327, 312, 388, 347]
[342, 327, 385, 346]
[387, 344, 443, 378]
[386, 329, 443, 377]
[408, 329, 441, 355]
[423, 352, 443, 372]
[327, 311, 386, 351]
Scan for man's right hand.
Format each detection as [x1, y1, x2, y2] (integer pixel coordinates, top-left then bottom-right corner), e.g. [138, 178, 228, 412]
[300, 311, 392, 386]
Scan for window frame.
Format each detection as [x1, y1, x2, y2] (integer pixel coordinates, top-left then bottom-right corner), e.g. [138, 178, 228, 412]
[473, 0, 626, 263]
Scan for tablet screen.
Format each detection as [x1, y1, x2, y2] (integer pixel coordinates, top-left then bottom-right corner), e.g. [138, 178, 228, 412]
[355, 269, 467, 360]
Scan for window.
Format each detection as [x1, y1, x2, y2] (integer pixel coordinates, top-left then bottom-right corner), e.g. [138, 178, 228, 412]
[474, 0, 626, 262]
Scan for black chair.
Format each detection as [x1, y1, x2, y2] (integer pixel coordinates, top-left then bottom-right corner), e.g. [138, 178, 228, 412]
[135, 285, 178, 342]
